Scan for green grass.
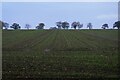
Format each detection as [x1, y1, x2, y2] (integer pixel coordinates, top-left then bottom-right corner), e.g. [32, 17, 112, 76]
[2, 29, 119, 79]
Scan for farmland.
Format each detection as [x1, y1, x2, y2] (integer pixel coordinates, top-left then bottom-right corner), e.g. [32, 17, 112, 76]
[2, 30, 119, 79]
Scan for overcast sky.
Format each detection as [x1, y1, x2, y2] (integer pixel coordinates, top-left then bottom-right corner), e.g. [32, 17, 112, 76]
[1, 0, 119, 2]
[1, 2, 118, 29]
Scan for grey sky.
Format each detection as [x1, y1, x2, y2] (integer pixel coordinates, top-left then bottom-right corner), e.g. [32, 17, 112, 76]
[1, 2, 118, 29]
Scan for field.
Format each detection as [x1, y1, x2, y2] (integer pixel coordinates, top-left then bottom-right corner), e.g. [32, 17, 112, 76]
[2, 29, 119, 79]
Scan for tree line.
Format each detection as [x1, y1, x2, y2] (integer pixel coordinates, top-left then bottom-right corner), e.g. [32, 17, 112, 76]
[0, 20, 120, 30]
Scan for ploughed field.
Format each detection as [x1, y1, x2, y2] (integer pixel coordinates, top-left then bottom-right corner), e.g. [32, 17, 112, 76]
[2, 30, 119, 79]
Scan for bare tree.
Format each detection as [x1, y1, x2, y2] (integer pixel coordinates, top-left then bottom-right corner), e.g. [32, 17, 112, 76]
[87, 23, 92, 29]
[0, 21, 9, 29]
[78, 24, 83, 29]
[25, 24, 31, 30]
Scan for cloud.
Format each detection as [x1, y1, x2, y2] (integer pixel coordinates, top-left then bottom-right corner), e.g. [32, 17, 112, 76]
[96, 14, 117, 20]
